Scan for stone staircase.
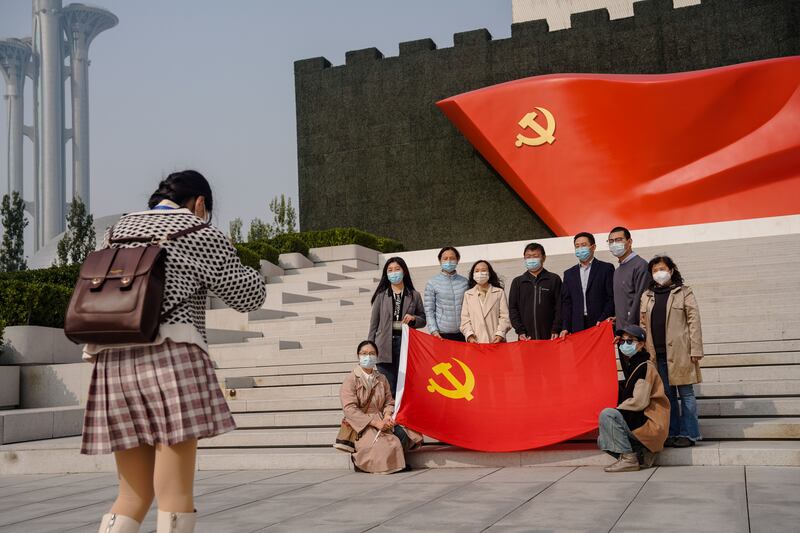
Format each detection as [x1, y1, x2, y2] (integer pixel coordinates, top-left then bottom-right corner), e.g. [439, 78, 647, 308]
[1, 231, 799, 474]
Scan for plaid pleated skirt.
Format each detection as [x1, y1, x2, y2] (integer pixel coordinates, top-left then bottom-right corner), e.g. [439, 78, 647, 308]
[81, 340, 236, 455]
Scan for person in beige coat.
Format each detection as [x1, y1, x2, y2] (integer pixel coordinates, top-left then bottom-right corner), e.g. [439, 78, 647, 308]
[339, 341, 422, 474]
[460, 260, 511, 343]
[640, 255, 703, 448]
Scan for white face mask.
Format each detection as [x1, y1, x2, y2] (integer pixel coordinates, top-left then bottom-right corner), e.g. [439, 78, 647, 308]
[473, 271, 489, 284]
[653, 270, 672, 286]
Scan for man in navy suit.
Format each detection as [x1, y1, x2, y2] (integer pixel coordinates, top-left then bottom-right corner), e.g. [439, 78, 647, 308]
[559, 232, 615, 337]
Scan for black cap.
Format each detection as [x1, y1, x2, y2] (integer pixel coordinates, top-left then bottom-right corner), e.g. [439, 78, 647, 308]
[616, 324, 646, 341]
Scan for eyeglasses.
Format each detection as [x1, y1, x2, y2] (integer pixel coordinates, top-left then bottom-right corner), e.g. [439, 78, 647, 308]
[618, 339, 638, 345]
[358, 352, 377, 357]
[607, 237, 627, 244]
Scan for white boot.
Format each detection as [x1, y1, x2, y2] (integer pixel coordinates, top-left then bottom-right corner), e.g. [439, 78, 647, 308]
[156, 510, 197, 533]
[98, 513, 141, 533]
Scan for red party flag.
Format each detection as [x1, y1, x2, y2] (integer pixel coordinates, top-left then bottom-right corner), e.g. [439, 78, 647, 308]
[394, 322, 618, 452]
[437, 56, 800, 236]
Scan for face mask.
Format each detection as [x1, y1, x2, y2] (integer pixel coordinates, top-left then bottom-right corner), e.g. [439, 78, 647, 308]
[609, 242, 627, 257]
[387, 271, 404, 284]
[619, 340, 639, 357]
[575, 246, 591, 262]
[524, 258, 542, 271]
[441, 261, 458, 273]
[359, 355, 378, 369]
[473, 271, 489, 284]
[653, 271, 672, 286]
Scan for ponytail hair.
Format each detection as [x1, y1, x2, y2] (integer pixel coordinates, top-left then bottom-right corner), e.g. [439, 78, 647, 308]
[148, 170, 213, 215]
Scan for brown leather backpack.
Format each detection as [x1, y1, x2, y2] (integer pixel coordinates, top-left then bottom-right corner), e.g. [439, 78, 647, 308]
[64, 223, 209, 345]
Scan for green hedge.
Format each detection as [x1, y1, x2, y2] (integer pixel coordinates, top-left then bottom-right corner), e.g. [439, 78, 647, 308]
[0, 264, 80, 288]
[238, 241, 280, 265]
[0, 280, 73, 329]
[269, 234, 310, 257]
[234, 244, 262, 271]
[296, 228, 404, 253]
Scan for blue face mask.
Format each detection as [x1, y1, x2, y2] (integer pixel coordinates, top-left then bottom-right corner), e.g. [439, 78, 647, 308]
[524, 258, 542, 271]
[359, 355, 378, 369]
[619, 340, 639, 357]
[575, 246, 592, 262]
[441, 261, 458, 273]
[387, 271, 404, 284]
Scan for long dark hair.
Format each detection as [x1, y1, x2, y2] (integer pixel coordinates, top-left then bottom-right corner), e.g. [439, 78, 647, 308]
[467, 259, 504, 289]
[647, 255, 684, 288]
[371, 256, 414, 304]
[148, 170, 213, 215]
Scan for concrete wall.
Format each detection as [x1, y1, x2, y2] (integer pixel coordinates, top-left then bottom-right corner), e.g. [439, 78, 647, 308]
[295, 0, 800, 250]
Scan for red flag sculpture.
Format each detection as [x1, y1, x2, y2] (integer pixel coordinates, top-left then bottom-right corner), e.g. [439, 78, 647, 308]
[437, 56, 800, 236]
[394, 322, 618, 452]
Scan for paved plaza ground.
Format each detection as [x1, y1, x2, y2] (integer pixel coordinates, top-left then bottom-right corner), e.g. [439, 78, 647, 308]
[0, 465, 798, 532]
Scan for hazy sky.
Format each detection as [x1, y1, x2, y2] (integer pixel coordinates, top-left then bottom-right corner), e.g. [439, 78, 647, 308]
[0, 0, 510, 240]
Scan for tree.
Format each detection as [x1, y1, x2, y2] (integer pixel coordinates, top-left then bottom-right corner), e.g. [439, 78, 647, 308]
[56, 196, 95, 266]
[247, 217, 270, 242]
[268, 194, 297, 235]
[0, 192, 28, 272]
[229, 217, 243, 244]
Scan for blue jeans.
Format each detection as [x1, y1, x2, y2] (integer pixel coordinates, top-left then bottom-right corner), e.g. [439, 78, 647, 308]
[657, 358, 701, 441]
[597, 408, 645, 458]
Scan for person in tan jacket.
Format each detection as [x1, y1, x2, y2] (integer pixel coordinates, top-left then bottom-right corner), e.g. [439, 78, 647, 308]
[640, 255, 704, 448]
[598, 325, 670, 472]
[339, 341, 422, 474]
[460, 260, 512, 343]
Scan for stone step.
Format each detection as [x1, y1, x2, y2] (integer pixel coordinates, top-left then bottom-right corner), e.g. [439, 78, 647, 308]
[695, 379, 800, 398]
[703, 364, 800, 382]
[700, 352, 800, 367]
[202, 428, 337, 447]
[700, 417, 800, 439]
[279, 299, 363, 312]
[226, 379, 800, 401]
[226, 372, 349, 389]
[226, 397, 341, 413]
[233, 410, 341, 429]
[705, 339, 800, 356]
[698, 397, 800, 417]
[0, 406, 84, 445]
[215, 362, 355, 380]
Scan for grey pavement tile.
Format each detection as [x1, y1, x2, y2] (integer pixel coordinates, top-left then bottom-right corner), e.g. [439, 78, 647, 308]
[379, 481, 550, 530]
[0, 474, 67, 489]
[195, 470, 237, 480]
[0, 473, 111, 499]
[746, 466, 800, 485]
[263, 482, 464, 531]
[612, 481, 748, 533]
[749, 501, 800, 533]
[0, 497, 107, 528]
[475, 467, 575, 483]
[194, 483, 309, 517]
[493, 480, 644, 531]
[196, 470, 296, 485]
[322, 470, 425, 484]
[399, 467, 499, 483]
[266, 480, 380, 502]
[252, 469, 351, 484]
[560, 466, 654, 483]
[648, 465, 744, 483]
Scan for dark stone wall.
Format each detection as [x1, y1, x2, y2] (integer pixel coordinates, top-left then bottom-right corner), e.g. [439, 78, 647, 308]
[294, 0, 800, 250]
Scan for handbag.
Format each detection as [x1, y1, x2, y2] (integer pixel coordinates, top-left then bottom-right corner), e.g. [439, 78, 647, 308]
[64, 222, 209, 344]
[333, 382, 377, 453]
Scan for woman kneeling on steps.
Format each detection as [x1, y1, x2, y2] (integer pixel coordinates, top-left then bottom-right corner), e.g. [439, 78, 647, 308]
[80, 171, 266, 532]
[335, 340, 422, 473]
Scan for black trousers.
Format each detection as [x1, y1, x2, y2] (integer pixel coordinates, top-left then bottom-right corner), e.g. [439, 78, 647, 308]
[377, 335, 402, 398]
[440, 331, 466, 342]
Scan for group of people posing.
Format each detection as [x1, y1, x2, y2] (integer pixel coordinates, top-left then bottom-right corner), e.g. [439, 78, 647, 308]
[340, 226, 704, 473]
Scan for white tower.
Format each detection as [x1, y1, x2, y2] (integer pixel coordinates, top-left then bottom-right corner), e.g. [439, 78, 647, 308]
[62, 3, 118, 214]
[0, 39, 32, 199]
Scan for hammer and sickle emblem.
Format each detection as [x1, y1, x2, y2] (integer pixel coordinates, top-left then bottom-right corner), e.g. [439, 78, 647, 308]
[426, 357, 475, 401]
[515, 107, 556, 147]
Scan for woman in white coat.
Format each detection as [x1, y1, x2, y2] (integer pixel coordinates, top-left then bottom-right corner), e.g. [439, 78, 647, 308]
[460, 260, 511, 343]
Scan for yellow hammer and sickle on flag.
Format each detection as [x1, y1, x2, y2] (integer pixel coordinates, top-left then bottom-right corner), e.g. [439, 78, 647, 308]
[426, 357, 476, 401]
[515, 107, 556, 147]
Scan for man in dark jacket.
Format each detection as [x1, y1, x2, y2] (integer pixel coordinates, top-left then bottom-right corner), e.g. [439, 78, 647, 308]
[560, 232, 615, 336]
[598, 325, 670, 472]
[509, 243, 562, 341]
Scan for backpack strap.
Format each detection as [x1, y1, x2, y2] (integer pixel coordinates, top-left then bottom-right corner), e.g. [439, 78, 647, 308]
[108, 222, 210, 246]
